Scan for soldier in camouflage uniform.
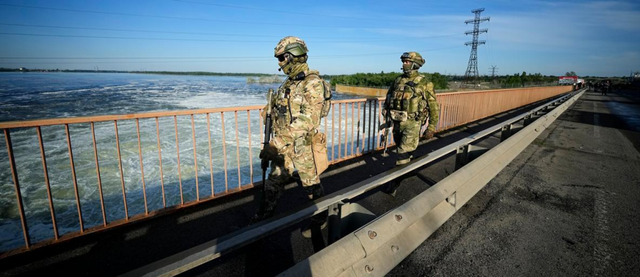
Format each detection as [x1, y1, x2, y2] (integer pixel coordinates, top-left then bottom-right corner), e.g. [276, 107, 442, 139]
[254, 36, 330, 236]
[382, 52, 439, 195]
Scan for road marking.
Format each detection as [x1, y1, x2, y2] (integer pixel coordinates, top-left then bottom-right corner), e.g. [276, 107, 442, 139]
[592, 101, 604, 154]
[593, 189, 612, 275]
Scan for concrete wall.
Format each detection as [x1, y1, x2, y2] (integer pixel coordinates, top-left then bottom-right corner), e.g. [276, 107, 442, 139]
[335, 84, 387, 97]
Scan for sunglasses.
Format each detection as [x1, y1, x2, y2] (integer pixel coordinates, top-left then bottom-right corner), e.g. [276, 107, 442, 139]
[277, 53, 292, 62]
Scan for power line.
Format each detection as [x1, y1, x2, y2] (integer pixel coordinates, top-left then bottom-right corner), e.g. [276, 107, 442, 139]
[0, 32, 274, 43]
[0, 31, 462, 44]
[0, 22, 279, 38]
[0, 46, 462, 60]
[172, 0, 385, 22]
[486, 20, 493, 73]
[0, 56, 269, 60]
[0, 3, 427, 29]
[0, 46, 466, 62]
[489, 65, 498, 77]
[463, 8, 490, 86]
[0, 23, 463, 42]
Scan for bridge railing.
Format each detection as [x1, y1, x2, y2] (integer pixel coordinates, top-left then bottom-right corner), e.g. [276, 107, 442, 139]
[0, 85, 572, 257]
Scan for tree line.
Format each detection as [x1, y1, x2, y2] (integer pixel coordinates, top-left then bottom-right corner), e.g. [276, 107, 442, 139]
[326, 71, 565, 89]
[325, 72, 449, 90]
[488, 72, 558, 87]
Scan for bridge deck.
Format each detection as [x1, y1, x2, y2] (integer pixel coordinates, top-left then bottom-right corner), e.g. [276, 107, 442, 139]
[389, 89, 640, 276]
[1, 89, 639, 276]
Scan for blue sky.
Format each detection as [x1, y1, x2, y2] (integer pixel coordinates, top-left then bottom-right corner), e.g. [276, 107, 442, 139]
[0, 0, 638, 77]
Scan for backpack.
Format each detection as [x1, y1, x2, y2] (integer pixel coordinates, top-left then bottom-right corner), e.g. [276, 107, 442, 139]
[319, 79, 332, 118]
[304, 71, 332, 119]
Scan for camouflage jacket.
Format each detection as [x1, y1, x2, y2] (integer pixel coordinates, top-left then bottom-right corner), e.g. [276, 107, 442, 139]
[269, 69, 327, 152]
[383, 72, 440, 132]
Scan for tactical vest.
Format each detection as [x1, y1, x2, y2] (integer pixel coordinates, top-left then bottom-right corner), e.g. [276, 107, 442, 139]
[272, 71, 331, 128]
[388, 75, 424, 121]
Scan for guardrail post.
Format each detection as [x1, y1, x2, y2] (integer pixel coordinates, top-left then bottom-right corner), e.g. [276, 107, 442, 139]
[456, 144, 489, 170]
[455, 144, 470, 170]
[327, 202, 343, 244]
[501, 124, 513, 141]
[523, 114, 533, 126]
[545, 104, 554, 112]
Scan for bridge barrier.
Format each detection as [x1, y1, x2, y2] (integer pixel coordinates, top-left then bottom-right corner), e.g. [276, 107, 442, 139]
[123, 90, 579, 276]
[0, 85, 572, 257]
[280, 90, 584, 277]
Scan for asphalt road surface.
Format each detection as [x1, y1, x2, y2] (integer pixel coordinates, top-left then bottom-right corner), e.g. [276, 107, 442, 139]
[388, 88, 640, 276]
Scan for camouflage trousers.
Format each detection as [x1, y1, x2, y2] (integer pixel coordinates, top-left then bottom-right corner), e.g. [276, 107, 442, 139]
[258, 141, 321, 218]
[392, 118, 421, 165]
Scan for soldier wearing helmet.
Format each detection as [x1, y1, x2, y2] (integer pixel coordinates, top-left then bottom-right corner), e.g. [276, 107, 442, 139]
[254, 36, 331, 237]
[382, 52, 439, 195]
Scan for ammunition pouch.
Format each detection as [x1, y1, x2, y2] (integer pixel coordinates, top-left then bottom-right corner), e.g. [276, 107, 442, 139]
[389, 110, 408, 122]
[408, 96, 420, 113]
[311, 131, 329, 175]
[277, 105, 288, 115]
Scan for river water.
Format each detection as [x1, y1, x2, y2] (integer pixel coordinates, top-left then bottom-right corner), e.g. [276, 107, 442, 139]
[0, 72, 363, 252]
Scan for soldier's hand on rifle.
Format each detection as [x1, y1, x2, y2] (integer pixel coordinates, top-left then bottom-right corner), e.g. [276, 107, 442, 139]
[261, 104, 270, 124]
[260, 143, 279, 161]
[423, 130, 435, 140]
[379, 121, 390, 130]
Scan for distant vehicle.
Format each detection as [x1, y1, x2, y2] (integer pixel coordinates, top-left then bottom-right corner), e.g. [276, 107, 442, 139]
[558, 76, 578, 85]
[558, 76, 584, 89]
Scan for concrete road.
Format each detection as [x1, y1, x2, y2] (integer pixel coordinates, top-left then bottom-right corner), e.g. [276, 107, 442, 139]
[389, 89, 640, 276]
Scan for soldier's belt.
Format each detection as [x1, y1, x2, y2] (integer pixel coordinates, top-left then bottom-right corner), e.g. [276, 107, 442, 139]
[389, 110, 408, 122]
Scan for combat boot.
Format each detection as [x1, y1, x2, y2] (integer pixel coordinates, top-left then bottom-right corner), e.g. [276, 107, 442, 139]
[250, 179, 284, 224]
[301, 183, 328, 238]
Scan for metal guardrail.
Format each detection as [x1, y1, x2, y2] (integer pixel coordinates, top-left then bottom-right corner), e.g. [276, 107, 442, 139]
[0, 86, 572, 257]
[122, 90, 578, 276]
[281, 90, 584, 277]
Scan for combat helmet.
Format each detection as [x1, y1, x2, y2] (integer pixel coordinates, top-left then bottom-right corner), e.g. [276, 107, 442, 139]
[274, 36, 308, 57]
[401, 52, 425, 67]
[274, 36, 309, 74]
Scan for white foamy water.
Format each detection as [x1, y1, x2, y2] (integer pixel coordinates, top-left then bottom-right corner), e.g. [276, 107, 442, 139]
[0, 72, 370, 252]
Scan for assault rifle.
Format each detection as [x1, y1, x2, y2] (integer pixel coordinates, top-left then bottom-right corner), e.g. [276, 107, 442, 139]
[379, 108, 392, 157]
[261, 89, 274, 186]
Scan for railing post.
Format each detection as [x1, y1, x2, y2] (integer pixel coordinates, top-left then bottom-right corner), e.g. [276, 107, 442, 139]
[4, 129, 31, 249]
[66, 124, 85, 229]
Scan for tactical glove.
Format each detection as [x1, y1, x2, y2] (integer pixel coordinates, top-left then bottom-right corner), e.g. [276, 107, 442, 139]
[260, 104, 270, 124]
[423, 130, 435, 140]
[259, 143, 279, 160]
